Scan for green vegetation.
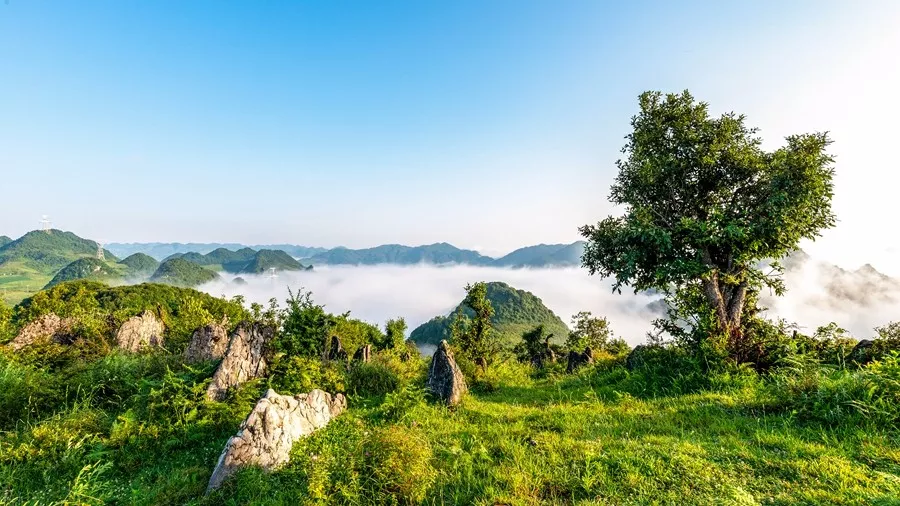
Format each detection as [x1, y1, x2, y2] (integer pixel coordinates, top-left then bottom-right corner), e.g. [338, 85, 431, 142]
[410, 281, 569, 347]
[4, 90, 894, 504]
[119, 252, 161, 276]
[0, 230, 117, 273]
[44, 258, 124, 289]
[0, 236, 11, 248]
[581, 90, 835, 366]
[240, 249, 310, 274]
[0, 230, 121, 305]
[150, 258, 221, 287]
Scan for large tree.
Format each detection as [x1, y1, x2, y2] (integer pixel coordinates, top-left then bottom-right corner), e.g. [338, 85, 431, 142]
[580, 91, 835, 361]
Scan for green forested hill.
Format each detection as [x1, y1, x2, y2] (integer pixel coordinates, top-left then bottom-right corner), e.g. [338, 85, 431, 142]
[240, 249, 310, 273]
[0, 236, 11, 248]
[43, 258, 123, 289]
[306, 243, 494, 266]
[493, 242, 585, 267]
[150, 258, 220, 287]
[118, 253, 160, 276]
[0, 230, 117, 273]
[409, 281, 569, 347]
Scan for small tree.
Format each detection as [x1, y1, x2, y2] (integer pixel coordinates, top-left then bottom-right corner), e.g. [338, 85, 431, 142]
[515, 324, 555, 367]
[450, 282, 498, 364]
[276, 288, 335, 358]
[382, 317, 408, 351]
[581, 90, 836, 363]
[566, 311, 612, 352]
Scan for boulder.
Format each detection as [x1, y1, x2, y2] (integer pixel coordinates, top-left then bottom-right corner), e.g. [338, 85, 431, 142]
[115, 311, 165, 352]
[206, 323, 274, 401]
[7, 313, 76, 350]
[324, 335, 347, 361]
[426, 340, 467, 406]
[206, 388, 347, 493]
[184, 322, 229, 363]
[352, 344, 372, 363]
[566, 346, 594, 373]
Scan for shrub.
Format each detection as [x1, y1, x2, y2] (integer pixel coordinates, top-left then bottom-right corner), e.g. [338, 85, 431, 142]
[471, 359, 533, 393]
[768, 353, 900, 426]
[377, 384, 427, 423]
[0, 354, 62, 428]
[267, 355, 346, 395]
[363, 425, 435, 505]
[348, 362, 400, 397]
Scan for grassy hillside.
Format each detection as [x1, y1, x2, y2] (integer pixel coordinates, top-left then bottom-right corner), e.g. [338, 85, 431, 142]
[0, 230, 117, 273]
[43, 258, 124, 289]
[118, 253, 160, 276]
[0, 230, 118, 305]
[307, 243, 494, 266]
[2, 339, 900, 504]
[150, 258, 220, 287]
[239, 249, 310, 274]
[410, 281, 569, 346]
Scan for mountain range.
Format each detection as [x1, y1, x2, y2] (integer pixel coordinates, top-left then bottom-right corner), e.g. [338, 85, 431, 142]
[106, 241, 588, 268]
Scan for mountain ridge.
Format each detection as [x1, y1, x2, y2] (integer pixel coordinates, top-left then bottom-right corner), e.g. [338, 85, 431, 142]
[106, 240, 588, 268]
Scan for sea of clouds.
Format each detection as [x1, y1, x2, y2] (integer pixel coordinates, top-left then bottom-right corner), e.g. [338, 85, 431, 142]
[197, 260, 900, 346]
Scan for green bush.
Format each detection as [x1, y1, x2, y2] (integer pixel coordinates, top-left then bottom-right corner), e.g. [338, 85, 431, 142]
[768, 353, 900, 426]
[363, 425, 435, 505]
[348, 362, 400, 397]
[0, 354, 62, 429]
[471, 359, 533, 393]
[267, 355, 346, 395]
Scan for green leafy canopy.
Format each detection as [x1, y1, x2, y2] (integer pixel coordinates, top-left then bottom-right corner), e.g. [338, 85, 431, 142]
[581, 90, 835, 295]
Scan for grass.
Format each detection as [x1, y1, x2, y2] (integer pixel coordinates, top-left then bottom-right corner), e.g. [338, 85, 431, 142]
[0, 261, 52, 306]
[3, 353, 900, 505]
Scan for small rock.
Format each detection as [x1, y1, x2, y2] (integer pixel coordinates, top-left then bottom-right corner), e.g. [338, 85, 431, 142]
[115, 311, 165, 352]
[352, 344, 372, 363]
[7, 313, 76, 350]
[426, 340, 467, 406]
[206, 322, 274, 401]
[184, 321, 229, 363]
[206, 388, 347, 493]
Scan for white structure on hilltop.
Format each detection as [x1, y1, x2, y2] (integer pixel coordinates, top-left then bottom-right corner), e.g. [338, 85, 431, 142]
[40, 215, 52, 233]
[97, 242, 105, 261]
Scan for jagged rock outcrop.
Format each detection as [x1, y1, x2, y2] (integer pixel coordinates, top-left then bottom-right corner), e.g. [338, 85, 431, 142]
[7, 313, 76, 350]
[352, 344, 372, 363]
[206, 389, 347, 493]
[206, 323, 274, 401]
[324, 335, 347, 361]
[566, 346, 594, 373]
[184, 321, 229, 363]
[426, 340, 467, 406]
[115, 311, 165, 352]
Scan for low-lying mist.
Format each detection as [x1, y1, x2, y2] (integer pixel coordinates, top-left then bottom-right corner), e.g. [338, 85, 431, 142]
[197, 260, 900, 345]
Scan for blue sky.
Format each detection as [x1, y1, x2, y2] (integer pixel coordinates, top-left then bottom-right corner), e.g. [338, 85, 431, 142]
[1, 1, 898, 266]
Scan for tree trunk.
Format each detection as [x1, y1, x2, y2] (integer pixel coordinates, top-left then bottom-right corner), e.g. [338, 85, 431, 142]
[702, 272, 749, 361]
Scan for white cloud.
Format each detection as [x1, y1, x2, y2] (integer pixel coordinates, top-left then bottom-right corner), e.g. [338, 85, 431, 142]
[198, 261, 900, 346]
